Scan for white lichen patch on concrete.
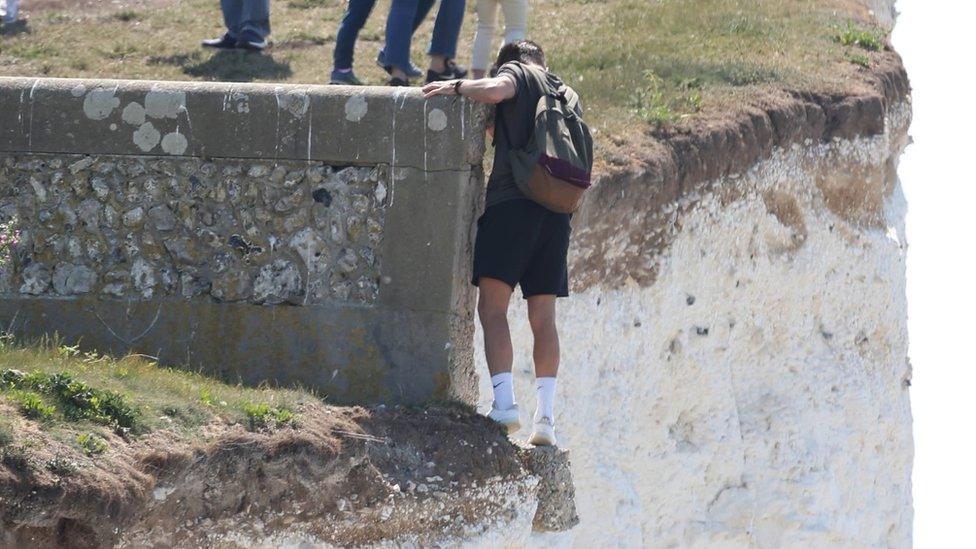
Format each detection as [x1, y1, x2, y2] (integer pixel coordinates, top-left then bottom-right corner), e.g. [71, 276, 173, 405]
[276, 89, 311, 119]
[476, 104, 913, 548]
[427, 108, 448, 132]
[132, 121, 161, 152]
[144, 89, 187, 119]
[345, 95, 368, 122]
[82, 87, 120, 120]
[122, 101, 146, 126]
[160, 130, 188, 155]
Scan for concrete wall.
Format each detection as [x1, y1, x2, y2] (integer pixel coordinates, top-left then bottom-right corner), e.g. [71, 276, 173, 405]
[0, 77, 484, 405]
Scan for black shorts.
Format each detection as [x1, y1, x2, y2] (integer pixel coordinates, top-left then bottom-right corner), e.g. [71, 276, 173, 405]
[472, 199, 572, 298]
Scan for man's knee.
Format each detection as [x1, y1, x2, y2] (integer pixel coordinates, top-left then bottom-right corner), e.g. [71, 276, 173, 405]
[527, 298, 557, 333]
[478, 298, 508, 325]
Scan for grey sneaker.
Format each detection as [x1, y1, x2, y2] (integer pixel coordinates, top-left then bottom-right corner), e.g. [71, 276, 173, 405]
[330, 69, 364, 85]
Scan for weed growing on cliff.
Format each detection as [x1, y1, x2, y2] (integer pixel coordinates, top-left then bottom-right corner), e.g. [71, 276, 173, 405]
[0, 368, 141, 432]
[847, 52, 871, 68]
[1, 443, 32, 471]
[77, 433, 108, 456]
[8, 390, 56, 421]
[45, 454, 80, 477]
[0, 418, 13, 448]
[111, 9, 142, 22]
[631, 71, 676, 125]
[244, 402, 296, 431]
[631, 71, 705, 125]
[836, 22, 884, 51]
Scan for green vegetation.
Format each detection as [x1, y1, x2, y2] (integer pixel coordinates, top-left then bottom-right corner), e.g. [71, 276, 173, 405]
[77, 432, 109, 456]
[2, 368, 142, 431]
[244, 402, 296, 431]
[847, 52, 871, 68]
[0, 0, 887, 138]
[6, 389, 56, 421]
[0, 337, 313, 447]
[836, 21, 885, 51]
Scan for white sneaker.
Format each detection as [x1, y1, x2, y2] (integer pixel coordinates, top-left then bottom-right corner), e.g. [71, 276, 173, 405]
[529, 416, 558, 446]
[488, 403, 521, 434]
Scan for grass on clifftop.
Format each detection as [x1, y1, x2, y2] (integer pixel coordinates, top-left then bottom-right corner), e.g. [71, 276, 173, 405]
[0, 0, 889, 138]
[0, 335, 312, 467]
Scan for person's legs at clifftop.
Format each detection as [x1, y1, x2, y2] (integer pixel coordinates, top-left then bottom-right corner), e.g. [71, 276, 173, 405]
[236, 0, 271, 50]
[478, 277, 521, 433]
[204, 0, 271, 50]
[376, 0, 433, 78]
[384, 0, 422, 84]
[426, 0, 468, 82]
[332, 0, 378, 84]
[471, 0, 500, 79]
[527, 294, 559, 446]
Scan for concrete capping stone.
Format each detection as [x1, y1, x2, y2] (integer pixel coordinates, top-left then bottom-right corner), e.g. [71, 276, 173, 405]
[0, 76, 479, 171]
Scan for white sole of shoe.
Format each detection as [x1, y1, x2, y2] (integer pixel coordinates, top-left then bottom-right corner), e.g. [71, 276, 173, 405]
[529, 429, 557, 446]
[488, 410, 521, 434]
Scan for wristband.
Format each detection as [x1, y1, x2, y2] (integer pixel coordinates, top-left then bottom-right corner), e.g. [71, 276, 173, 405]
[453, 80, 464, 96]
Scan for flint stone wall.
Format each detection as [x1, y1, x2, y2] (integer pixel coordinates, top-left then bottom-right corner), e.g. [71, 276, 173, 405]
[0, 77, 484, 405]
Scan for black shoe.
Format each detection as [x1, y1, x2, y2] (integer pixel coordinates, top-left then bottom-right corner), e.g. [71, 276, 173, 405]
[425, 59, 469, 84]
[202, 33, 238, 49]
[445, 58, 468, 79]
[388, 77, 411, 87]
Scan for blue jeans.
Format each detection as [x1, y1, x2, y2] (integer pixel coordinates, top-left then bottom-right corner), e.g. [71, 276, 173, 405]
[334, 0, 378, 70]
[220, 0, 271, 42]
[385, 0, 465, 72]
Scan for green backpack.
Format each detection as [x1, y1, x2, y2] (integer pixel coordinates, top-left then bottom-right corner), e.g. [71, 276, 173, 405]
[503, 63, 594, 214]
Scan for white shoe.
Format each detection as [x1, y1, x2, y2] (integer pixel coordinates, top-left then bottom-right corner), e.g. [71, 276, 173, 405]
[488, 403, 521, 434]
[529, 416, 558, 446]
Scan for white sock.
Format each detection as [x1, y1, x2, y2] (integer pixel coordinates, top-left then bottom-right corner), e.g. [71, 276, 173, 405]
[535, 377, 557, 420]
[491, 372, 515, 410]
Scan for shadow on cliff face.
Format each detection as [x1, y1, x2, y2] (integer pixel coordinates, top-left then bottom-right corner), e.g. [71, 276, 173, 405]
[148, 49, 292, 82]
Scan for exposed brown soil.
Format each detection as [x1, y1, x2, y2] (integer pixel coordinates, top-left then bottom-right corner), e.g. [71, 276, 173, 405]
[0, 403, 527, 548]
[570, 47, 910, 293]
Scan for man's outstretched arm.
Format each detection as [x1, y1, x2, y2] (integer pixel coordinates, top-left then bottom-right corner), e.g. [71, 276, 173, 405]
[422, 75, 516, 104]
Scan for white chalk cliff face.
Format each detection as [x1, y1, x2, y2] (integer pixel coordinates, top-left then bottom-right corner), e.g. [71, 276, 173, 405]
[475, 103, 913, 547]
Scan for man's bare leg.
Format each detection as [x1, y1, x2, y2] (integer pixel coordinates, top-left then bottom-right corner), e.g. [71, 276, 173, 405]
[527, 295, 559, 378]
[478, 277, 514, 376]
[478, 277, 521, 432]
[527, 294, 559, 445]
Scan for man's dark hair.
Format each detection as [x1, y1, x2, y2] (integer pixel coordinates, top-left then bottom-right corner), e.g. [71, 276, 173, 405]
[495, 40, 547, 68]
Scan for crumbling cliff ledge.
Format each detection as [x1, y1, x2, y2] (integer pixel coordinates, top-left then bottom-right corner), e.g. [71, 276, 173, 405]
[1, 399, 577, 548]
